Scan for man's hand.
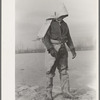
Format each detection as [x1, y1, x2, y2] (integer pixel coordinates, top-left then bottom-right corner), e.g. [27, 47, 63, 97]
[71, 48, 76, 59]
[48, 48, 57, 58]
[72, 52, 76, 59]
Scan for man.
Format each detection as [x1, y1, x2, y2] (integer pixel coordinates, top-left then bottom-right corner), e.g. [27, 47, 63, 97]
[40, 4, 77, 100]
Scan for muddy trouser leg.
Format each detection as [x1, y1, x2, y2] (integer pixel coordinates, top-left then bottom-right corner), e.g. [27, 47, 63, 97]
[45, 62, 58, 100]
[60, 70, 73, 98]
[58, 54, 74, 98]
[45, 44, 61, 100]
[45, 72, 54, 100]
[45, 58, 58, 100]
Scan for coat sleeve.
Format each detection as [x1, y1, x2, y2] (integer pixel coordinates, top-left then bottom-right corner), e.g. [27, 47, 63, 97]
[66, 29, 76, 53]
[42, 26, 54, 51]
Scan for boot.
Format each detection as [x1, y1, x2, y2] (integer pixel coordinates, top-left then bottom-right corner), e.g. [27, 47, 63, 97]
[45, 75, 53, 100]
[60, 72, 78, 99]
[45, 91, 53, 100]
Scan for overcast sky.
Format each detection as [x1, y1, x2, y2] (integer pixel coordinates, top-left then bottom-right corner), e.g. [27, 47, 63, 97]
[15, 0, 98, 49]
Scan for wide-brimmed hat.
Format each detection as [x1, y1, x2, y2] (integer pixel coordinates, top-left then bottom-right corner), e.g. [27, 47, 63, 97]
[47, 3, 68, 20]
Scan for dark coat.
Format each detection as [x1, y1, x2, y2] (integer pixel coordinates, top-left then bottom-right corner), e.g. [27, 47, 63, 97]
[42, 19, 75, 53]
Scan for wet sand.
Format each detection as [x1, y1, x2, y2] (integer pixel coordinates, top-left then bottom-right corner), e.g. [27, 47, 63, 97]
[16, 50, 97, 89]
[15, 50, 97, 100]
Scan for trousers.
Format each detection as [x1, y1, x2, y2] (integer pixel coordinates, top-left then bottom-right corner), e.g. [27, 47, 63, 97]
[45, 43, 70, 95]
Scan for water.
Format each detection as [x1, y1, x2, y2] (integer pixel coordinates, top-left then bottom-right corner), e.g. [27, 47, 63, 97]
[15, 50, 97, 89]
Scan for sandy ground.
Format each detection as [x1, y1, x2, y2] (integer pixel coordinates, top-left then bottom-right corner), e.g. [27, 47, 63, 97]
[15, 50, 97, 100]
[16, 84, 96, 100]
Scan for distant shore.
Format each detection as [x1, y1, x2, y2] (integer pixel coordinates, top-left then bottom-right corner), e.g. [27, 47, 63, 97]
[15, 47, 95, 54]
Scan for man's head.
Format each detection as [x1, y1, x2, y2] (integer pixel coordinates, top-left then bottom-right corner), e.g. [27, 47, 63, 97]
[47, 12, 68, 21]
[56, 14, 68, 22]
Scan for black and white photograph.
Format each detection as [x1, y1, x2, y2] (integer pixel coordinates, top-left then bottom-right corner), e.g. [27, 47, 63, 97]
[15, 0, 98, 100]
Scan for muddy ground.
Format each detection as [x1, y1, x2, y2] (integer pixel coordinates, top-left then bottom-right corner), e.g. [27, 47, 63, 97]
[15, 51, 97, 100]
